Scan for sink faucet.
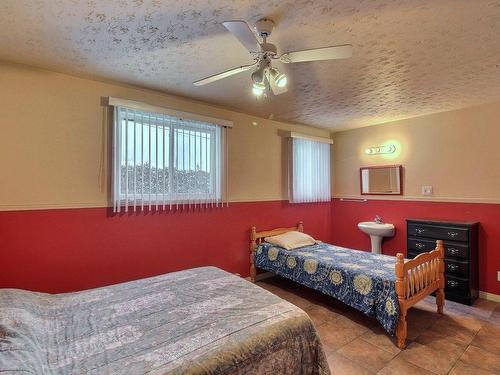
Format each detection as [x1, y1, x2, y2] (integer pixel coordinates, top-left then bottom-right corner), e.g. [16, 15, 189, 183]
[374, 215, 383, 224]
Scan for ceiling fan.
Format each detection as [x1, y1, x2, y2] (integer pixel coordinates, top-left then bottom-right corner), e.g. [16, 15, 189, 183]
[193, 18, 352, 96]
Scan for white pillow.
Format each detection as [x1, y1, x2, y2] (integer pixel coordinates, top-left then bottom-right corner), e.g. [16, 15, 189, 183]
[265, 231, 317, 250]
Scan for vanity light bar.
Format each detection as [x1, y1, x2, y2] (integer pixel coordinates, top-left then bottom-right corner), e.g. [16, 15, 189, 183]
[365, 144, 396, 155]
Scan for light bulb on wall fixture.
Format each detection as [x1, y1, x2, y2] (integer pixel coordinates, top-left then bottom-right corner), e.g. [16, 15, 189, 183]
[365, 144, 396, 155]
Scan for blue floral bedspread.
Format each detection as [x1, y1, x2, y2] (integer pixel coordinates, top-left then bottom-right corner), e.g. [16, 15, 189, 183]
[255, 242, 400, 335]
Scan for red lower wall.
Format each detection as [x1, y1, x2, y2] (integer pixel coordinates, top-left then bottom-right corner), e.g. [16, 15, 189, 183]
[0, 201, 332, 293]
[2, 198, 499, 296]
[331, 198, 500, 295]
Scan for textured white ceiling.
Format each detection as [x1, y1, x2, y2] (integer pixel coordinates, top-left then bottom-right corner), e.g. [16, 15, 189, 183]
[1, 0, 500, 130]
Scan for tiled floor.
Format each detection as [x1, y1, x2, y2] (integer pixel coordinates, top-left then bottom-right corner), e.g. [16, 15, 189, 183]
[257, 277, 500, 375]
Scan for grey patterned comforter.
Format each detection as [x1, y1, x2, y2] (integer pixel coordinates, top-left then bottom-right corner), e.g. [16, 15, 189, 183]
[0, 266, 329, 375]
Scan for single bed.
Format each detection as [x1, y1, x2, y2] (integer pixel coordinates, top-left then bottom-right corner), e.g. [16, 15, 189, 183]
[0, 266, 329, 375]
[250, 222, 445, 349]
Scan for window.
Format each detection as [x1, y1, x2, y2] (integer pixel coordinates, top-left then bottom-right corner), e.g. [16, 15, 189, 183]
[111, 103, 228, 212]
[289, 136, 331, 203]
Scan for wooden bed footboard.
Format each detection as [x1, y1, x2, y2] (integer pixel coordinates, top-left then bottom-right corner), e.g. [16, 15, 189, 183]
[395, 240, 445, 348]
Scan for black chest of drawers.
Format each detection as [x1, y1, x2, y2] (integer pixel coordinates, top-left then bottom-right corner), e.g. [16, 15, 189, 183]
[406, 219, 479, 305]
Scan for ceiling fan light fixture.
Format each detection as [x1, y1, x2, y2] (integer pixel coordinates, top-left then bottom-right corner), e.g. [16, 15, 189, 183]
[251, 66, 266, 84]
[269, 68, 287, 88]
[252, 81, 265, 96]
[275, 73, 287, 88]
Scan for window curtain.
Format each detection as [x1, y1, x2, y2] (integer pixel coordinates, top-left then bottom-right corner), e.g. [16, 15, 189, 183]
[290, 137, 331, 203]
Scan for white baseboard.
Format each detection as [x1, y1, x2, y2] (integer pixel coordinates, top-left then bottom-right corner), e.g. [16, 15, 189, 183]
[479, 291, 500, 302]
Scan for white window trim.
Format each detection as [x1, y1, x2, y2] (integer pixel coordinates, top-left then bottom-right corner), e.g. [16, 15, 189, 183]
[106, 97, 233, 128]
[285, 131, 334, 144]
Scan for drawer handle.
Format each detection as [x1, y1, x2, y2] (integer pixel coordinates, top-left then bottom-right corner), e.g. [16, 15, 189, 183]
[415, 243, 426, 249]
[447, 231, 459, 238]
[448, 248, 460, 255]
[415, 228, 426, 234]
[447, 264, 459, 271]
[447, 280, 459, 287]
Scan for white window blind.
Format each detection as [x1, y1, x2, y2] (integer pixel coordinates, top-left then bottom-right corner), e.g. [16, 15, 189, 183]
[290, 137, 331, 203]
[112, 105, 228, 212]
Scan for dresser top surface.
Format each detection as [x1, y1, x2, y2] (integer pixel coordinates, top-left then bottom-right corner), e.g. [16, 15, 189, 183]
[406, 218, 479, 227]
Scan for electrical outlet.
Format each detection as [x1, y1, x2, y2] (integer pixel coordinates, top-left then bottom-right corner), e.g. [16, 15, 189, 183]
[422, 186, 433, 196]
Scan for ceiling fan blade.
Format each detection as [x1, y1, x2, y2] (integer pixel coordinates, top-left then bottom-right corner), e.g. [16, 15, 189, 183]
[193, 63, 256, 86]
[222, 20, 261, 52]
[279, 44, 352, 63]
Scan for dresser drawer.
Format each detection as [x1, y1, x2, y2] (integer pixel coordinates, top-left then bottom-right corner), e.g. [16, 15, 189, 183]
[445, 259, 469, 277]
[408, 238, 469, 260]
[408, 224, 469, 242]
[408, 238, 436, 252]
[445, 275, 469, 295]
[407, 250, 469, 278]
[445, 244, 469, 259]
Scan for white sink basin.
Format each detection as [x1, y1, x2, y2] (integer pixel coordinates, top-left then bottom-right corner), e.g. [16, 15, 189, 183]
[358, 221, 395, 254]
[358, 222, 395, 237]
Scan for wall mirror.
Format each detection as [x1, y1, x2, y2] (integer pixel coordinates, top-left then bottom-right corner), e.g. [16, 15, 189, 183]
[360, 165, 402, 195]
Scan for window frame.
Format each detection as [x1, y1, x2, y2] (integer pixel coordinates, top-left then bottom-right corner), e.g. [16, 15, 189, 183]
[109, 98, 230, 212]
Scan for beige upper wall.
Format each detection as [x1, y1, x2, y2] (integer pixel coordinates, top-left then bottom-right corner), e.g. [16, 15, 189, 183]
[333, 101, 500, 203]
[0, 62, 330, 210]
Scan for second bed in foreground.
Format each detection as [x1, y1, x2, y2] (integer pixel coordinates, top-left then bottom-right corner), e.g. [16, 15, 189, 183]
[1, 266, 329, 375]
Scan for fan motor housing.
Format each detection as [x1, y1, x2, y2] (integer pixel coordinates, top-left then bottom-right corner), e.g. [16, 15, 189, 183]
[255, 18, 275, 38]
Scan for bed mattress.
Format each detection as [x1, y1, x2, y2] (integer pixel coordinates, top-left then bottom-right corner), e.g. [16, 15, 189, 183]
[0, 266, 329, 375]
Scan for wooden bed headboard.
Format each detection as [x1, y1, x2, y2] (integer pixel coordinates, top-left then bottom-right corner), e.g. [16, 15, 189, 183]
[251, 221, 304, 245]
[249, 221, 303, 282]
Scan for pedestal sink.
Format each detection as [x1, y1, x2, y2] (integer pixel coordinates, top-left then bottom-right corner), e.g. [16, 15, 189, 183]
[358, 221, 395, 254]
